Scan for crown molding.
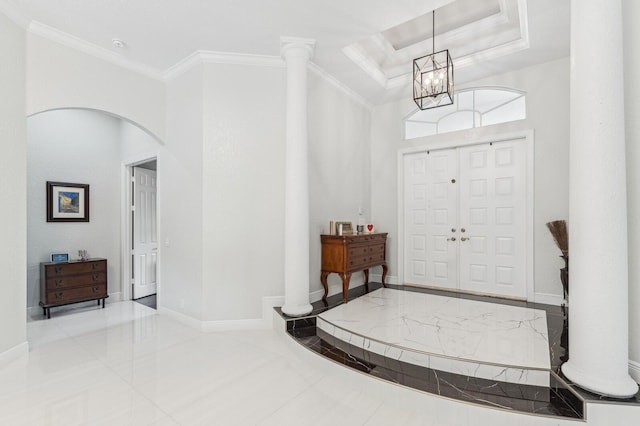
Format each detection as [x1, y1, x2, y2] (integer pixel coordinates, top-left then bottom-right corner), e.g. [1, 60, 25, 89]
[28, 21, 164, 81]
[164, 50, 371, 110]
[163, 50, 284, 81]
[19, 17, 371, 112]
[308, 62, 373, 111]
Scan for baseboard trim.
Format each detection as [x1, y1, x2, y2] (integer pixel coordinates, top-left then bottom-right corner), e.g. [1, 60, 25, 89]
[157, 306, 203, 330]
[159, 295, 285, 332]
[630, 360, 640, 384]
[369, 274, 400, 285]
[0, 341, 29, 368]
[107, 291, 122, 303]
[534, 292, 565, 306]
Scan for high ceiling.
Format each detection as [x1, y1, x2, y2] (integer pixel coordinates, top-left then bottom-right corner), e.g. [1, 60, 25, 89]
[0, 0, 570, 105]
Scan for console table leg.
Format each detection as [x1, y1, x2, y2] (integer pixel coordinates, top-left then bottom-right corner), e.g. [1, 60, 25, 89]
[340, 272, 352, 303]
[363, 269, 370, 291]
[320, 271, 329, 300]
[381, 263, 388, 287]
[102, 298, 105, 308]
[47, 308, 50, 319]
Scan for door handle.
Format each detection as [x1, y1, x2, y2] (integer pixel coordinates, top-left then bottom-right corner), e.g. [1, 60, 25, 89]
[461, 237, 469, 241]
[447, 237, 457, 242]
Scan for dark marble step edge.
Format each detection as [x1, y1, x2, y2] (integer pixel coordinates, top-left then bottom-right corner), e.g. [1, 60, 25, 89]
[317, 327, 556, 404]
[287, 325, 585, 421]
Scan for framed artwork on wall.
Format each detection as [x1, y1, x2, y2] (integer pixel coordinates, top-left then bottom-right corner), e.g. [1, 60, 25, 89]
[46, 181, 90, 222]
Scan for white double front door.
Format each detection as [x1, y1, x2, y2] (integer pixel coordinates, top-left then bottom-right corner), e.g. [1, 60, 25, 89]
[403, 139, 527, 299]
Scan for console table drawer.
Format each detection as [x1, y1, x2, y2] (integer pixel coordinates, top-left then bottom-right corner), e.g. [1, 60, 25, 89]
[46, 284, 107, 304]
[44, 260, 106, 276]
[46, 272, 106, 290]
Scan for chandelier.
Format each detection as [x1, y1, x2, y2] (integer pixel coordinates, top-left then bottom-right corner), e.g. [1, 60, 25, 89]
[413, 11, 454, 110]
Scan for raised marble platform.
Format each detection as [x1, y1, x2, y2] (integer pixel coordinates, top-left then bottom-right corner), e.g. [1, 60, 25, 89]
[317, 288, 550, 387]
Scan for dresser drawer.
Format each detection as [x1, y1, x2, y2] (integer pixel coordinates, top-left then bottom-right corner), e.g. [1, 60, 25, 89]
[46, 272, 106, 290]
[45, 284, 107, 305]
[349, 246, 370, 258]
[369, 244, 385, 255]
[44, 260, 106, 277]
[349, 252, 385, 270]
[349, 255, 370, 269]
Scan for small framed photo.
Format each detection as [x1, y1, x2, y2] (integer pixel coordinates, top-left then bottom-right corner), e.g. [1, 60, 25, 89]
[46, 181, 90, 222]
[335, 221, 354, 235]
[51, 253, 69, 263]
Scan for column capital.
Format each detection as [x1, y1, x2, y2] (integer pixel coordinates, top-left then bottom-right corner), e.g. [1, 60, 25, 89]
[280, 36, 316, 60]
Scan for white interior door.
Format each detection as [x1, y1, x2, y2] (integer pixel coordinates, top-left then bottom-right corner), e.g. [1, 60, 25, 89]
[403, 139, 527, 299]
[404, 150, 458, 289]
[133, 167, 158, 299]
[458, 141, 526, 298]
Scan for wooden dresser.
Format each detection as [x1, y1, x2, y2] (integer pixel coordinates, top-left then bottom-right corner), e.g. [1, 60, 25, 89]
[320, 233, 388, 303]
[39, 258, 108, 318]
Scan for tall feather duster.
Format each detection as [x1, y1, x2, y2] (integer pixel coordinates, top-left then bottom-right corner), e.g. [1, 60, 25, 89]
[546, 220, 568, 257]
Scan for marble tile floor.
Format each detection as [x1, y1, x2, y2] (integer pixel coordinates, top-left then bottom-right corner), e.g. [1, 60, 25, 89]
[317, 288, 551, 387]
[2, 296, 638, 425]
[282, 283, 640, 420]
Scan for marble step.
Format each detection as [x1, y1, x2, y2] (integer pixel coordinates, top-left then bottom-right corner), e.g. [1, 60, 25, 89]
[287, 317, 584, 420]
[317, 288, 551, 387]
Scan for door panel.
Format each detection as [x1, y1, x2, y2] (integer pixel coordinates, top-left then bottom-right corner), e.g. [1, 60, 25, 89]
[133, 167, 158, 299]
[403, 139, 527, 299]
[404, 153, 429, 285]
[425, 150, 458, 289]
[458, 141, 526, 298]
[403, 150, 458, 289]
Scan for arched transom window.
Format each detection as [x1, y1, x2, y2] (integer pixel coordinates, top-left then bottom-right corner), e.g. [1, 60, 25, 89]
[404, 87, 526, 140]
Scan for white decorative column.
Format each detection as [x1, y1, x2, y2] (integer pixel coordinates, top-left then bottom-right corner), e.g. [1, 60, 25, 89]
[280, 37, 315, 317]
[562, 0, 639, 398]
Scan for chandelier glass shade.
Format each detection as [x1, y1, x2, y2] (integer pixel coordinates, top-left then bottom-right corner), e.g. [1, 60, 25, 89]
[413, 12, 454, 110]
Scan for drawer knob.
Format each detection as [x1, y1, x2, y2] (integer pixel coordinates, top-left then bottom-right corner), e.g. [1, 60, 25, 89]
[93, 274, 99, 281]
[55, 292, 63, 299]
[55, 280, 63, 287]
[93, 287, 99, 293]
[55, 266, 63, 274]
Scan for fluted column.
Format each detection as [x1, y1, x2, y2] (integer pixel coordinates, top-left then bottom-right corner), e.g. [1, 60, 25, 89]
[281, 37, 315, 317]
[561, 0, 639, 398]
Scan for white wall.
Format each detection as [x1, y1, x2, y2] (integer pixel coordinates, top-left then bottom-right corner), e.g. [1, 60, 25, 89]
[0, 11, 27, 359]
[27, 110, 123, 308]
[308, 72, 372, 298]
[201, 62, 286, 321]
[162, 66, 204, 319]
[120, 119, 162, 163]
[623, 0, 640, 379]
[371, 57, 570, 302]
[197, 62, 372, 321]
[26, 34, 166, 141]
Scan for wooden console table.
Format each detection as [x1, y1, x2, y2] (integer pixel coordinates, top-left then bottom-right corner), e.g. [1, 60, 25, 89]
[320, 233, 388, 303]
[39, 258, 108, 319]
